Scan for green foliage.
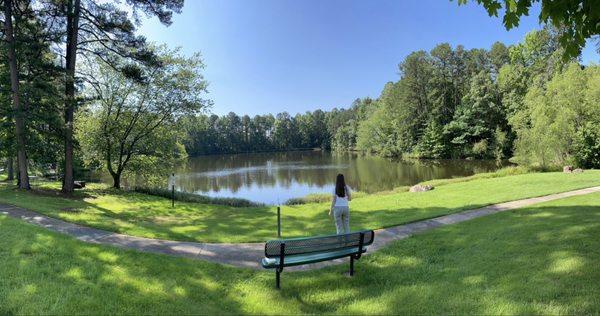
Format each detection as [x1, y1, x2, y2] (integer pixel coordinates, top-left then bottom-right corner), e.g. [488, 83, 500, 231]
[0, 3, 63, 175]
[415, 121, 447, 158]
[492, 127, 509, 161]
[356, 81, 413, 156]
[181, 109, 339, 155]
[356, 41, 511, 159]
[331, 98, 375, 151]
[444, 71, 502, 158]
[573, 122, 600, 169]
[512, 63, 600, 168]
[76, 46, 209, 188]
[456, 0, 600, 58]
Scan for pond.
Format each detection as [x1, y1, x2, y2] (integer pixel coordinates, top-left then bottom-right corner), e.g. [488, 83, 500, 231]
[173, 151, 507, 205]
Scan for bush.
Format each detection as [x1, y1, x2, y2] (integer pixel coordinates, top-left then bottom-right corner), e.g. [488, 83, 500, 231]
[471, 139, 488, 158]
[574, 122, 600, 169]
[133, 187, 263, 207]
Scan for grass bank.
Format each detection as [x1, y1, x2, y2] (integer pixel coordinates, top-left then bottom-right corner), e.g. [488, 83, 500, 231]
[1, 192, 599, 314]
[0, 170, 599, 243]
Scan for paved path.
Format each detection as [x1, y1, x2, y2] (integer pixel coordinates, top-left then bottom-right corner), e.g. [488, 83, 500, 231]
[1, 186, 599, 271]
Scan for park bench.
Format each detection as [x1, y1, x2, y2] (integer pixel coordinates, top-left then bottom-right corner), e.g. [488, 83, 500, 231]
[261, 230, 375, 289]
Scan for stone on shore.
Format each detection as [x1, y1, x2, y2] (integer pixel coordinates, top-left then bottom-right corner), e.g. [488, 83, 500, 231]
[410, 184, 433, 192]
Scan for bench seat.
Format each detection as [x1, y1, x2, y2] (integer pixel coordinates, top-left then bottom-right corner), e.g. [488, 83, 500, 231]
[261, 230, 375, 289]
[261, 247, 367, 269]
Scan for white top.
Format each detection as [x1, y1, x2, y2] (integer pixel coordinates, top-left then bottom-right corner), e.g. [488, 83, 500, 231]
[332, 186, 352, 207]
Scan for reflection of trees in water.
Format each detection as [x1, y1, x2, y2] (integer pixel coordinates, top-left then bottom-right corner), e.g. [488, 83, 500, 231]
[175, 151, 507, 194]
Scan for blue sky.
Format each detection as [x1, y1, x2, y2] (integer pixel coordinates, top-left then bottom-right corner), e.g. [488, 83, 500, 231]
[138, 0, 599, 116]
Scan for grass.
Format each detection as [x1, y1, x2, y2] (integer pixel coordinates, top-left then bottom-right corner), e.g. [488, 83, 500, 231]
[1, 192, 599, 314]
[134, 186, 263, 207]
[0, 170, 599, 243]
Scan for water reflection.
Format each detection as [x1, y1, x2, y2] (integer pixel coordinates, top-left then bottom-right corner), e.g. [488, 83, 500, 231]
[174, 151, 507, 205]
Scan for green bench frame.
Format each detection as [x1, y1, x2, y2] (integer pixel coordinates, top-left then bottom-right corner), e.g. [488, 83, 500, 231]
[261, 230, 375, 289]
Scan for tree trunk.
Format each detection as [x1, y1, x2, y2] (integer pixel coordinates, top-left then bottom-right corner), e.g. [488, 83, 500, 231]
[3, 0, 30, 190]
[62, 0, 81, 193]
[112, 171, 121, 189]
[6, 156, 14, 181]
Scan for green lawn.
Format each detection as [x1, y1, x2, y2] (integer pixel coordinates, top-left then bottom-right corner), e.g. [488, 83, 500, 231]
[0, 170, 599, 243]
[1, 192, 599, 314]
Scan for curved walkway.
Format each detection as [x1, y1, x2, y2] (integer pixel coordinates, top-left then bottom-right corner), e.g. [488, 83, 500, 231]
[2, 186, 599, 271]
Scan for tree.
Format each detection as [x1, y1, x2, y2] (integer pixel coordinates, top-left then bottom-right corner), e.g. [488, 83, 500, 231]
[2, 0, 30, 189]
[78, 47, 209, 189]
[415, 120, 447, 158]
[489, 41, 510, 75]
[456, 0, 600, 58]
[512, 63, 599, 168]
[573, 122, 600, 169]
[37, 0, 184, 193]
[273, 112, 300, 149]
[445, 71, 502, 158]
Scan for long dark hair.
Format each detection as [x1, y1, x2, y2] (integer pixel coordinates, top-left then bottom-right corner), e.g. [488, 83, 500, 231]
[335, 174, 346, 197]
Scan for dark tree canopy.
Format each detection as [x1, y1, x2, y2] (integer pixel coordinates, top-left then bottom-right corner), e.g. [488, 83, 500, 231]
[457, 0, 600, 58]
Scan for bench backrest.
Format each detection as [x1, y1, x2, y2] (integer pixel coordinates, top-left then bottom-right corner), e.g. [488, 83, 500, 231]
[264, 230, 375, 258]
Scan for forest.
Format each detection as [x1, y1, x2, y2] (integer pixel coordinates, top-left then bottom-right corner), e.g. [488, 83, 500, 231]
[181, 28, 600, 169]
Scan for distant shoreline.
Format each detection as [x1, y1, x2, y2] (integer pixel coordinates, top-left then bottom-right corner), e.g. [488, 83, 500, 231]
[188, 147, 324, 157]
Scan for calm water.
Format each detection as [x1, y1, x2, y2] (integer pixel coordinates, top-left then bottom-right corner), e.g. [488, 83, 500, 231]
[174, 151, 506, 205]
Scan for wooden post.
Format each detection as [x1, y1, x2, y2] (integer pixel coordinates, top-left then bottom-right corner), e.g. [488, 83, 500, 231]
[169, 173, 175, 208]
[277, 206, 281, 238]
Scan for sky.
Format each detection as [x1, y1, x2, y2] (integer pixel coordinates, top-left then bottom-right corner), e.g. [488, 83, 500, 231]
[138, 0, 599, 116]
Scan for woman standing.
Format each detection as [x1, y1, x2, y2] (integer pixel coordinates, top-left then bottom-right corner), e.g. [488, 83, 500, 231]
[329, 174, 352, 234]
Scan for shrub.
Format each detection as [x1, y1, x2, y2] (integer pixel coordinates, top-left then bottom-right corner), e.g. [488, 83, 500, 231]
[573, 122, 600, 169]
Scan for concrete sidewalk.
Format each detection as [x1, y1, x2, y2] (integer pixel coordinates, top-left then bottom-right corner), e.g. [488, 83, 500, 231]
[2, 186, 599, 271]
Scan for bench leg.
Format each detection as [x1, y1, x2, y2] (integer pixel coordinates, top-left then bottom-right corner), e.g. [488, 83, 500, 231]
[276, 270, 281, 289]
[350, 256, 355, 276]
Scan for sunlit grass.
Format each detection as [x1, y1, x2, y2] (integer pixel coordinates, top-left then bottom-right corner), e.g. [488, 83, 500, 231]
[0, 170, 599, 242]
[1, 193, 599, 314]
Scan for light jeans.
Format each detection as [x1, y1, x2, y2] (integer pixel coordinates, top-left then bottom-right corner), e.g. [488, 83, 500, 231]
[333, 206, 350, 234]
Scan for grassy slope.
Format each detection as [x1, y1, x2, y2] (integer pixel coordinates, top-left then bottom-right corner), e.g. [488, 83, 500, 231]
[1, 192, 599, 314]
[0, 171, 599, 243]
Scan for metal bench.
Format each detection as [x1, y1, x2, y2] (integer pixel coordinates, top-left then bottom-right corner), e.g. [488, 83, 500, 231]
[261, 230, 375, 289]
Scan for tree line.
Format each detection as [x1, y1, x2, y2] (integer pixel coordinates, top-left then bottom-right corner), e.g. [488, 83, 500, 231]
[1, 0, 599, 191]
[350, 28, 599, 169]
[181, 27, 599, 170]
[180, 108, 358, 155]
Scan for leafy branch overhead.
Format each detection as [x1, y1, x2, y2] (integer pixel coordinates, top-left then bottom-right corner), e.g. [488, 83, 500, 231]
[457, 0, 600, 58]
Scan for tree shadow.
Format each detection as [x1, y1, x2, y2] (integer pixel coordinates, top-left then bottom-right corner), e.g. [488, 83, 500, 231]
[278, 203, 600, 314]
[1, 200, 600, 314]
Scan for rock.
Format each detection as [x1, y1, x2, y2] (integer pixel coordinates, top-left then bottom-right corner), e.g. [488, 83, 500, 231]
[563, 166, 573, 173]
[74, 181, 86, 189]
[410, 184, 433, 192]
[573, 168, 583, 173]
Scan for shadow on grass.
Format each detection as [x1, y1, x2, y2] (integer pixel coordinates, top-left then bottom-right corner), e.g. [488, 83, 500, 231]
[2, 197, 600, 314]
